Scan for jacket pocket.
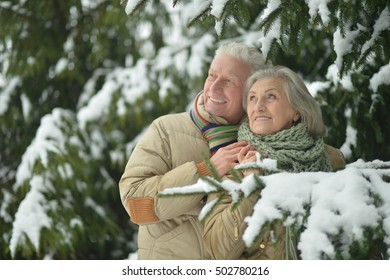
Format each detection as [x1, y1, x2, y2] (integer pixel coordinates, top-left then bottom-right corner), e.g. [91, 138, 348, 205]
[150, 220, 202, 259]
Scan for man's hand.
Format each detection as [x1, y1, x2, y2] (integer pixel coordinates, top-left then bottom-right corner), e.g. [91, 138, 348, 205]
[237, 144, 257, 164]
[209, 141, 248, 177]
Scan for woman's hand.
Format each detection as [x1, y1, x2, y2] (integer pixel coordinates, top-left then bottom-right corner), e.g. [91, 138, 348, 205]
[237, 144, 260, 177]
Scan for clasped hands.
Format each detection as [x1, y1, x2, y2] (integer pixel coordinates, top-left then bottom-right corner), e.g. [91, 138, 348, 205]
[210, 141, 265, 177]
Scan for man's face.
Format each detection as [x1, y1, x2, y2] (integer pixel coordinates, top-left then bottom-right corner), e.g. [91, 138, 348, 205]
[203, 54, 251, 125]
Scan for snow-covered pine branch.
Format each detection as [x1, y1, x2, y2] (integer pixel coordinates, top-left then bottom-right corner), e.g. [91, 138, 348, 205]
[160, 159, 390, 259]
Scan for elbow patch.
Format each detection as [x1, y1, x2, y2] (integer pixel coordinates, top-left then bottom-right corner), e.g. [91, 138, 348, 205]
[127, 197, 159, 224]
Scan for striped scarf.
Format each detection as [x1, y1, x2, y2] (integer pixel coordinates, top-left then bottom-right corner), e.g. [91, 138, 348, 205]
[190, 93, 239, 155]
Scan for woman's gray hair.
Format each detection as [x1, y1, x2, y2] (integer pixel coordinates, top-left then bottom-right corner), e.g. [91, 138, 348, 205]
[214, 42, 269, 74]
[243, 65, 326, 138]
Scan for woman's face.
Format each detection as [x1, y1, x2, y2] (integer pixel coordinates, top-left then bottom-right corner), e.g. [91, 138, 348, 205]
[247, 77, 300, 135]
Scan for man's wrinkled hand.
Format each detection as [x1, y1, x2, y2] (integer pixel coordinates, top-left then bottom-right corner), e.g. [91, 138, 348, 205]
[210, 141, 248, 177]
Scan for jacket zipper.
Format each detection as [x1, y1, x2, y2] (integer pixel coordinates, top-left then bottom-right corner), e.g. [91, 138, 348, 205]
[233, 215, 239, 241]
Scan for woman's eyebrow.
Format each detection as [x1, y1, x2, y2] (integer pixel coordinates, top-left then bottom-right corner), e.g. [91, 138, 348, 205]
[264, 88, 280, 94]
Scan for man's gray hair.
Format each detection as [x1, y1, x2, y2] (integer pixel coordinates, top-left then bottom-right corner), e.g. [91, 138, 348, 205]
[214, 42, 268, 74]
[243, 65, 326, 138]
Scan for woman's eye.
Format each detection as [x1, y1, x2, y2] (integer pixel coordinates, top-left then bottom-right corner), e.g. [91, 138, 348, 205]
[267, 94, 276, 100]
[248, 95, 256, 101]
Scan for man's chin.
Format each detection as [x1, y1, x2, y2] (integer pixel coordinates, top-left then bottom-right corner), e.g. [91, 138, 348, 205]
[205, 106, 224, 117]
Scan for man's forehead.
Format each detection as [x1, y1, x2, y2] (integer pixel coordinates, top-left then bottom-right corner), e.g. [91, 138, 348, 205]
[209, 56, 248, 78]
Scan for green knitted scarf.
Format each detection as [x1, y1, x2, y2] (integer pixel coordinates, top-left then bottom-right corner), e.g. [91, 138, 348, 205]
[238, 119, 332, 173]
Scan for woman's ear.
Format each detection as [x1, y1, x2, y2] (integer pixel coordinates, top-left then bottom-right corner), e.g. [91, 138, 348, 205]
[293, 112, 301, 122]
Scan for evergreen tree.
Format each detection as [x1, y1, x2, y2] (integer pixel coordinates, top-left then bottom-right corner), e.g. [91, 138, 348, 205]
[0, 0, 199, 259]
[124, 0, 390, 162]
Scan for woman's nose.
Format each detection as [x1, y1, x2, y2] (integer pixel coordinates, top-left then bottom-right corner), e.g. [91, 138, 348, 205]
[254, 100, 265, 111]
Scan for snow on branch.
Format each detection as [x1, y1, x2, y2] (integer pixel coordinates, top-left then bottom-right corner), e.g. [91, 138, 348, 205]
[160, 159, 390, 259]
[360, 7, 390, 59]
[123, 0, 149, 16]
[13, 108, 76, 189]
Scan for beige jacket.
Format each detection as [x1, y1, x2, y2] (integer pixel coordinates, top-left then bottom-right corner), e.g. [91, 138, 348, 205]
[203, 145, 346, 260]
[119, 112, 212, 259]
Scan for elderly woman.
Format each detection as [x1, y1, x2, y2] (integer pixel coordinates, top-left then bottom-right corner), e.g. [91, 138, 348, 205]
[237, 65, 333, 174]
[203, 65, 345, 260]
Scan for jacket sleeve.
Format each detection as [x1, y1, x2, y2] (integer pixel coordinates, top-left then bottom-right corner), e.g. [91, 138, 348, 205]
[119, 120, 204, 225]
[325, 144, 346, 171]
[203, 192, 259, 259]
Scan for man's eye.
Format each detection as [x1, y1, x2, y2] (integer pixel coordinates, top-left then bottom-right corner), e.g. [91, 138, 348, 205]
[225, 79, 234, 86]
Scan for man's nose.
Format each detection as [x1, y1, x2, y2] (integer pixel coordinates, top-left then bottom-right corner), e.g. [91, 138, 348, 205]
[210, 77, 223, 90]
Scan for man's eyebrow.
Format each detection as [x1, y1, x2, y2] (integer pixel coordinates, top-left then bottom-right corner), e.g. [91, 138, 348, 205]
[224, 74, 242, 82]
